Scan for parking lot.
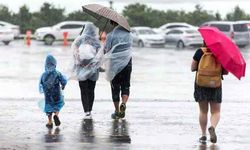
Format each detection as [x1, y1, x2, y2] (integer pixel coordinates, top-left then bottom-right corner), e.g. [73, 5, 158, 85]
[0, 40, 250, 149]
[0, 39, 250, 101]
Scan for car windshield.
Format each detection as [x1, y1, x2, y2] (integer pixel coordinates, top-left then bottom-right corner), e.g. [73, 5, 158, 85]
[233, 24, 248, 32]
[185, 30, 198, 34]
[138, 29, 156, 35]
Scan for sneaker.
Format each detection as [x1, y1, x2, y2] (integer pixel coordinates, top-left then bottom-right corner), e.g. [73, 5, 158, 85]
[46, 123, 53, 129]
[199, 136, 207, 144]
[84, 112, 92, 119]
[53, 115, 61, 126]
[111, 111, 120, 119]
[119, 103, 126, 118]
[208, 126, 217, 143]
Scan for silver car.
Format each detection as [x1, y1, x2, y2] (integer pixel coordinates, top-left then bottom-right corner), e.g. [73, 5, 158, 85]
[165, 28, 203, 48]
[131, 27, 165, 48]
[237, 20, 250, 37]
[201, 21, 250, 47]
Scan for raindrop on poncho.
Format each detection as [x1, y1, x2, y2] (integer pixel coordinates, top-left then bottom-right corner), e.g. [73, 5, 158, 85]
[103, 25, 133, 81]
[39, 55, 67, 113]
[69, 22, 102, 81]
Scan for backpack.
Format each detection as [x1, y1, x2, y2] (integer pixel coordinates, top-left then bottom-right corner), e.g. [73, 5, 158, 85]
[196, 47, 222, 88]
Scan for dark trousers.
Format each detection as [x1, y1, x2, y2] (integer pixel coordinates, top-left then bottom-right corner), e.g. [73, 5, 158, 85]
[111, 59, 132, 102]
[79, 80, 96, 112]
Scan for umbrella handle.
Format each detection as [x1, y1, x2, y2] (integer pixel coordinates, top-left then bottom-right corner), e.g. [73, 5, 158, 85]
[100, 20, 109, 38]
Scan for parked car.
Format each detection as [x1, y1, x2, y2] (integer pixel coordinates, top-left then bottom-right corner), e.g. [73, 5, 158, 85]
[201, 21, 250, 47]
[237, 20, 250, 30]
[0, 21, 20, 38]
[154, 22, 196, 33]
[165, 28, 203, 48]
[35, 21, 90, 45]
[131, 27, 165, 47]
[0, 26, 14, 45]
[237, 20, 250, 37]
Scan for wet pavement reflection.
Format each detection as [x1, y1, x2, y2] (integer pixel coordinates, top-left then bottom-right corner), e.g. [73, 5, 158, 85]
[109, 119, 131, 143]
[79, 119, 95, 143]
[44, 127, 63, 143]
[198, 144, 219, 150]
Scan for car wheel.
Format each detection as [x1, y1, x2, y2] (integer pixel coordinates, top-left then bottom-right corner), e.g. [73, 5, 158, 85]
[138, 40, 144, 48]
[3, 41, 10, 45]
[44, 35, 55, 45]
[177, 41, 185, 48]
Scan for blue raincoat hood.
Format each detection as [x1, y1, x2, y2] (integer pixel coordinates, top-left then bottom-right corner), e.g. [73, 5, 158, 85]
[45, 55, 57, 72]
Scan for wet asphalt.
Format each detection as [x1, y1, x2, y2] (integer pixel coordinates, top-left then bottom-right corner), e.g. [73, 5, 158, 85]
[0, 40, 250, 150]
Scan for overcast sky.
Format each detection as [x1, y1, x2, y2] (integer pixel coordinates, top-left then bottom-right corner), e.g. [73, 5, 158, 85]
[1, 0, 250, 17]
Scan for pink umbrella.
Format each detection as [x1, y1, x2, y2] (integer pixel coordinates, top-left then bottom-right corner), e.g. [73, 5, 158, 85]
[198, 26, 246, 80]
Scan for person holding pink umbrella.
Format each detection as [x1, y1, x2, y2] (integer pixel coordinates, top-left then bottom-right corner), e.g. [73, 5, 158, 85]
[191, 41, 228, 144]
[192, 26, 246, 144]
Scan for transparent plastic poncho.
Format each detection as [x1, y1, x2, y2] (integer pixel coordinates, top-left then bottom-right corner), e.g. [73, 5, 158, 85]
[103, 26, 133, 81]
[69, 23, 102, 81]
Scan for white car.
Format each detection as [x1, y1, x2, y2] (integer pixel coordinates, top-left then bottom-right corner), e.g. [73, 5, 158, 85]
[131, 27, 165, 47]
[0, 26, 14, 45]
[35, 21, 90, 45]
[165, 28, 203, 48]
[154, 22, 196, 33]
[0, 21, 20, 38]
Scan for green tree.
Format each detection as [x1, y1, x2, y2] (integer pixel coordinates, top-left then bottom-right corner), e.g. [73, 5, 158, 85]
[0, 5, 12, 22]
[226, 6, 250, 21]
[66, 10, 95, 22]
[123, 3, 153, 27]
[215, 12, 222, 21]
[122, 3, 219, 27]
[36, 2, 65, 27]
[186, 5, 216, 26]
[12, 5, 32, 33]
[123, 3, 175, 27]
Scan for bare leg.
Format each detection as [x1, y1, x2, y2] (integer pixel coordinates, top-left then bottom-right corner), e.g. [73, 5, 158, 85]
[121, 95, 129, 104]
[198, 101, 209, 136]
[210, 102, 221, 128]
[48, 115, 52, 124]
[55, 112, 59, 116]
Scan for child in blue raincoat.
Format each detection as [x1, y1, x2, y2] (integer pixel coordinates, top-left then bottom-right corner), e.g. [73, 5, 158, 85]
[39, 55, 67, 128]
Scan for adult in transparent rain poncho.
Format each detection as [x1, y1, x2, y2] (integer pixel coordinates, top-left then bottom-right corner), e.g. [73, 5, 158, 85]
[103, 20, 133, 119]
[70, 22, 102, 119]
[39, 55, 67, 128]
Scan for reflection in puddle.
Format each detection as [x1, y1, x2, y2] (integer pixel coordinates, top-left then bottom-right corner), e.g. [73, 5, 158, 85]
[199, 143, 220, 150]
[79, 119, 95, 143]
[109, 119, 131, 143]
[44, 127, 63, 143]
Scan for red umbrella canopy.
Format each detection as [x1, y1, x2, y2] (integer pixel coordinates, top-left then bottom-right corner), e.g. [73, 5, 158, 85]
[198, 26, 246, 80]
